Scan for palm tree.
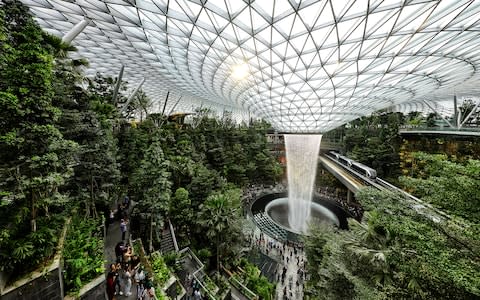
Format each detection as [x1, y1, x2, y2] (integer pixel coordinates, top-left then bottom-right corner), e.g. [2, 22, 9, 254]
[343, 212, 394, 286]
[197, 188, 241, 272]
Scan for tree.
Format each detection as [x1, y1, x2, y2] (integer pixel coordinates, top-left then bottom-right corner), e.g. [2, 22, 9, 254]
[399, 152, 480, 223]
[344, 112, 403, 180]
[169, 188, 192, 240]
[131, 138, 171, 251]
[197, 188, 243, 272]
[0, 0, 77, 231]
[133, 90, 152, 122]
[0, 1, 77, 274]
[51, 54, 122, 217]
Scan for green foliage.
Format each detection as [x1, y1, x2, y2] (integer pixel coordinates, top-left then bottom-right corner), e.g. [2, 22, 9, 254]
[305, 187, 480, 299]
[163, 252, 181, 272]
[203, 275, 219, 294]
[197, 187, 244, 271]
[0, 0, 77, 223]
[150, 252, 172, 288]
[343, 112, 404, 180]
[212, 272, 230, 295]
[399, 152, 480, 223]
[169, 187, 192, 239]
[0, 214, 64, 276]
[0, 1, 77, 278]
[132, 138, 171, 213]
[118, 107, 281, 263]
[237, 259, 275, 300]
[63, 216, 104, 295]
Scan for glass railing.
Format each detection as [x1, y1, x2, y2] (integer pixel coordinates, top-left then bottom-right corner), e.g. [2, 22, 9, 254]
[399, 125, 480, 132]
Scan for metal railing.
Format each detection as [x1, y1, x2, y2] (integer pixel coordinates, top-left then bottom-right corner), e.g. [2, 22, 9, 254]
[178, 247, 217, 300]
[168, 219, 179, 252]
[399, 126, 480, 135]
[228, 275, 258, 300]
[220, 265, 258, 300]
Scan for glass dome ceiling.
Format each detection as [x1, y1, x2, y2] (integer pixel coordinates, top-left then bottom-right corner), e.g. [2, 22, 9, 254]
[21, 0, 480, 132]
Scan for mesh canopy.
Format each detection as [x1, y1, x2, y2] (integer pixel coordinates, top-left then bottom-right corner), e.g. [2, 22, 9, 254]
[20, 0, 480, 132]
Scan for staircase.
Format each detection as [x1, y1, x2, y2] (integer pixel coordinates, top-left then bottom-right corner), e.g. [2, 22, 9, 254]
[160, 227, 176, 254]
[252, 212, 288, 241]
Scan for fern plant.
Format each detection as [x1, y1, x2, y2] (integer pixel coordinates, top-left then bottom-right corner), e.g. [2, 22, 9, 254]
[63, 216, 104, 295]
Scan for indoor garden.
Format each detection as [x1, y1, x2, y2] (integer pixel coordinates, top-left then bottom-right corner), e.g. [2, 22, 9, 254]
[1, 1, 479, 300]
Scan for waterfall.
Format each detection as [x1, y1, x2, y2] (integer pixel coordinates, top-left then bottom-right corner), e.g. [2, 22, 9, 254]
[284, 134, 322, 233]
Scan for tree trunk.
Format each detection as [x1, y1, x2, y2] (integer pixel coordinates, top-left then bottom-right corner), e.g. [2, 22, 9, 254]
[149, 213, 153, 253]
[90, 175, 94, 217]
[31, 194, 37, 232]
[216, 235, 220, 274]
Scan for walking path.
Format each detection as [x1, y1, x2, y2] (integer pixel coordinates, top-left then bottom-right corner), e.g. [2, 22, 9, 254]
[251, 228, 306, 300]
[105, 200, 136, 300]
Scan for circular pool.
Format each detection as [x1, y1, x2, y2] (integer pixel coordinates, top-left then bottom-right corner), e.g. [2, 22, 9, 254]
[249, 192, 348, 242]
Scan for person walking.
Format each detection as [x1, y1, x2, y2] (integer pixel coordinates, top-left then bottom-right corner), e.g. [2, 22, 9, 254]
[142, 281, 157, 300]
[107, 264, 117, 300]
[134, 266, 146, 300]
[120, 219, 128, 241]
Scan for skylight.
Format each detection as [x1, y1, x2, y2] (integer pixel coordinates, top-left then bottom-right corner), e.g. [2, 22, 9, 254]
[21, 0, 480, 132]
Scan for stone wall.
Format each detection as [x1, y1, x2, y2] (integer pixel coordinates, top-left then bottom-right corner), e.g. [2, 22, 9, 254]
[78, 275, 106, 300]
[1, 260, 63, 300]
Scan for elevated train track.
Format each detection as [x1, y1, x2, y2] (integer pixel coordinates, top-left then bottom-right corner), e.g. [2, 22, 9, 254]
[321, 152, 459, 225]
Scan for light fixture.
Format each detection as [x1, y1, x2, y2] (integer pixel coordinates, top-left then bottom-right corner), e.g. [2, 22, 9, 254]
[231, 63, 249, 80]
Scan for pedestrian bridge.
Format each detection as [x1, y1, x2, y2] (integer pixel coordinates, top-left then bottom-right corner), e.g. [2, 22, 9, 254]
[399, 127, 480, 137]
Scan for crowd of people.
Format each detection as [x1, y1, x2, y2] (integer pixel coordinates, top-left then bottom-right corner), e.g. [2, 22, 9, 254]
[251, 230, 307, 300]
[106, 196, 158, 300]
[243, 183, 365, 300]
[316, 186, 364, 220]
[243, 183, 364, 221]
[242, 183, 287, 214]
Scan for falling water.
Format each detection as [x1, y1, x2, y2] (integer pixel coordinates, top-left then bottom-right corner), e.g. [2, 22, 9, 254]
[284, 134, 322, 233]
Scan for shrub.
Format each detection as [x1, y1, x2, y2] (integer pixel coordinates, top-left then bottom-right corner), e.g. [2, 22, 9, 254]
[63, 216, 104, 295]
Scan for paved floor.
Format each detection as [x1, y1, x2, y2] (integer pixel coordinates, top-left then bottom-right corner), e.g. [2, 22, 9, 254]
[105, 202, 137, 300]
[252, 228, 306, 300]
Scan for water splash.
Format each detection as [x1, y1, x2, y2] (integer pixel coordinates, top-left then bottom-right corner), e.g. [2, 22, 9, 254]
[284, 134, 322, 233]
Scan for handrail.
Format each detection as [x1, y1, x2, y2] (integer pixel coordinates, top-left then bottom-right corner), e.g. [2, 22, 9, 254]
[178, 247, 204, 271]
[178, 247, 216, 299]
[168, 219, 179, 252]
[399, 125, 480, 130]
[228, 276, 257, 300]
[221, 265, 258, 300]
[323, 153, 465, 227]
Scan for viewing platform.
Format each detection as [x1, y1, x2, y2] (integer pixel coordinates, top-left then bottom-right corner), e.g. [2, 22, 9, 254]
[399, 126, 480, 137]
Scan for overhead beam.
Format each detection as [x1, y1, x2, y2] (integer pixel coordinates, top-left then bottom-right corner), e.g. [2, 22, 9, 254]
[167, 95, 183, 117]
[62, 19, 90, 44]
[453, 94, 458, 127]
[159, 96, 183, 128]
[459, 100, 480, 128]
[112, 65, 125, 106]
[161, 91, 170, 115]
[120, 77, 145, 115]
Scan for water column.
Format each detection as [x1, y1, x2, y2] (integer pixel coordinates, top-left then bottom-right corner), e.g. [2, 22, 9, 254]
[284, 134, 322, 233]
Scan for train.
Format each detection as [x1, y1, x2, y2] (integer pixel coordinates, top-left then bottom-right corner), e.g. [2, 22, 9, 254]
[329, 151, 377, 179]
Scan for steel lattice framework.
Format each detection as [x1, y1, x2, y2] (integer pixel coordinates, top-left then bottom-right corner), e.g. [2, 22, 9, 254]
[20, 0, 480, 132]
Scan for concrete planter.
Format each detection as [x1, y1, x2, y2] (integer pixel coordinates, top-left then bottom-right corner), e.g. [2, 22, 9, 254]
[64, 274, 106, 300]
[0, 249, 65, 300]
